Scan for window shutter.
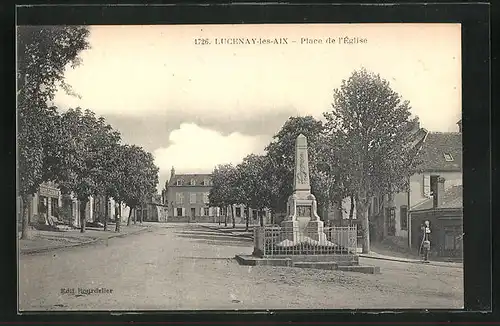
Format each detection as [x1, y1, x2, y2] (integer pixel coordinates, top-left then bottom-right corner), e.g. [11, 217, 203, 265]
[173, 207, 177, 217]
[423, 174, 431, 197]
[182, 207, 185, 216]
[200, 207, 204, 216]
[209, 207, 213, 216]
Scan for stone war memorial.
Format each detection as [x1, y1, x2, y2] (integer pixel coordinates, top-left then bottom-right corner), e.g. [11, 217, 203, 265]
[235, 134, 380, 274]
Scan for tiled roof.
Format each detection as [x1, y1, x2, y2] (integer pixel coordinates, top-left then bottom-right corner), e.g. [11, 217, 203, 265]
[167, 173, 212, 187]
[415, 132, 462, 172]
[411, 185, 463, 211]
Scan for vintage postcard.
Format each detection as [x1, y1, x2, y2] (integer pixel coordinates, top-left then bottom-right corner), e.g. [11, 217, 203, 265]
[17, 23, 463, 311]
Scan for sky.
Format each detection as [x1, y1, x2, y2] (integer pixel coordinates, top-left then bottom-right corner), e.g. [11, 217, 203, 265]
[52, 23, 462, 192]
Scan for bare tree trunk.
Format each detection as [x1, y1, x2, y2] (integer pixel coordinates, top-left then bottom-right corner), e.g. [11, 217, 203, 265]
[349, 195, 355, 226]
[20, 194, 32, 240]
[231, 205, 235, 228]
[224, 206, 227, 227]
[356, 196, 370, 254]
[323, 202, 330, 222]
[245, 209, 249, 231]
[115, 202, 121, 233]
[335, 199, 343, 225]
[104, 196, 108, 231]
[259, 209, 264, 227]
[382, 194, 388, 239]
[387, 191, 395, 237]
[133, 207, 137, 224]
[127, 207, 132, 226]
[79, 200, 87, 233]
[218, 207, 221, 225]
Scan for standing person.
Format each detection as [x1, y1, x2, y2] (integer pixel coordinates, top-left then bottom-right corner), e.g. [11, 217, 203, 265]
[420, 220, 431, 263]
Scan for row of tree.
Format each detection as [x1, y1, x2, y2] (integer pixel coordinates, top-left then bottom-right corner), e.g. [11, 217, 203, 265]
[17, 26, 159, 239]
[209, 68, 422, 253]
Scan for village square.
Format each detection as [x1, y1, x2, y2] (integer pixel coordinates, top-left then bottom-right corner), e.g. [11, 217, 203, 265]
[17, 24, 463, 311]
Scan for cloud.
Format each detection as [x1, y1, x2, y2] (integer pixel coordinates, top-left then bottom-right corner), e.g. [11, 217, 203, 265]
[94, 107, 296, 153]
[153, 123, 269, 189]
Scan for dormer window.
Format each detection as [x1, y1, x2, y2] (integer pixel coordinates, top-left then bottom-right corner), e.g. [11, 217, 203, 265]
[190, 179, 196, 186]
[203, 179, 210, 186]
[176, 179, 183, 186]
[443, 153, 454, 162]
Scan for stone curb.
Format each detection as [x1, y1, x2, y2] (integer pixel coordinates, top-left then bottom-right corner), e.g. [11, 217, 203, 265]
[20, 227, 149, 255]
[358, 254, 462, 268]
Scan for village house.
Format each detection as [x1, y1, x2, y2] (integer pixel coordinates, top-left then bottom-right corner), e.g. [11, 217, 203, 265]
[136, 194, 168, 222]
[17, 182, 132, 230]
[409, 180, 462, 258]
[163, 167, 269, 224]
[17, 181, 93, 229]
[375, 119, 462, 247]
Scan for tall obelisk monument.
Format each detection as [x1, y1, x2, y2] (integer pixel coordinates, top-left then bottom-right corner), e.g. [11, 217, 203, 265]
[279, 134, 332, 246]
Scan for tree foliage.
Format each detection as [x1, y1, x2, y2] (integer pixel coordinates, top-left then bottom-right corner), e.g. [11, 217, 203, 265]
[120, 145, 159, 212]
[17, 26, 90, 239]
[324, 68, 419, 252]
[265, 116, 334, 216]
[208, 164, 241, 227]
[236, 154, 279, 227]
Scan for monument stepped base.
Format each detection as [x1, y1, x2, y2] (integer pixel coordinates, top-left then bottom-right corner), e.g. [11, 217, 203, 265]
[234, 254, 381, 274]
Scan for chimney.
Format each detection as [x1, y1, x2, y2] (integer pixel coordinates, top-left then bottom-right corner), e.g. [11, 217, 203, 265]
[414, 120, 420, 132]
[170, 166, 175, 179]
[433, 177, 446, 208]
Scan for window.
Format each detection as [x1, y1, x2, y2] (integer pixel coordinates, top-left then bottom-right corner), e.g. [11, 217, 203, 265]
[203, 192, 209, 204]
[190, 193, 197, 204]
[203, 179, 210, 186]
[444, 232, 455, 250]
[190, 179, 196, 186]
[444, 227, 462, 251]
[236, 207, 241, 217]
[443, 153, 454, 162]
[400, 205, 408, 230]
[176, 179, 183, 186]
[175, 193, 184, 204]
[176, 208, 183, 216]
[204, 207, 209, 216]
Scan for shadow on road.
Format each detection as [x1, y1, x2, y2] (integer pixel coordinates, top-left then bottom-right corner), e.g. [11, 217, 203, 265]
[178, 256, 234, 261]
[173, 226, 253, 248]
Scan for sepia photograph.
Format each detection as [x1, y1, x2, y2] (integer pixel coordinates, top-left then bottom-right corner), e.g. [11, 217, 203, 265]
[17, 23, 464, 311]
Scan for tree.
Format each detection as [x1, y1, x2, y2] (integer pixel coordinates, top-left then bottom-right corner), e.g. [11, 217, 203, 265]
[324, 68, 420, 253]
[208, 164, 240, 228]
[108, 144, 129, 233]
[119, 145, 159, 226]
[17, 26, 90, 239]
[265, 116, 328, 216]
[57, 108, 110, 233]
[86, 117, 122, 231]
[237, 154, 277, 229]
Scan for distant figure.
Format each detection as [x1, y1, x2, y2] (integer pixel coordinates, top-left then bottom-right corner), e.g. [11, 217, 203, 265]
[420, 220, 431, 263]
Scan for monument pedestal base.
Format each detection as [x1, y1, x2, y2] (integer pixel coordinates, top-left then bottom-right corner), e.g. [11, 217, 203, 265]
[306, 220, 328, 243]
[279, 219, 335, 247]
[281, 220, 299, 243]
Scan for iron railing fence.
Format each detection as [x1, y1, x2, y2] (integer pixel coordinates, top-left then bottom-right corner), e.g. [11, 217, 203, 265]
[254, 225, 358, 256]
